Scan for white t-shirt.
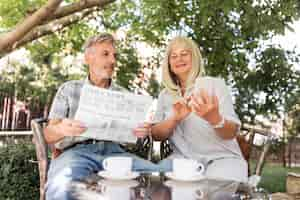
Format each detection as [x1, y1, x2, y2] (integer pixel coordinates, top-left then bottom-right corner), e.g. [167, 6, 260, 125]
[154, 76, 244, 163]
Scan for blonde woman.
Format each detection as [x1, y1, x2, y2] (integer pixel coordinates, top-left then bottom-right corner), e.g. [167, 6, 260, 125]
[151, 36, 248, 182]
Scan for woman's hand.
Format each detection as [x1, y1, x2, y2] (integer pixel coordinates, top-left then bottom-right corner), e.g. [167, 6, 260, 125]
[133, 122, 153, 138]
[190, 89, 222, 125]
[171, 97, 192, 123]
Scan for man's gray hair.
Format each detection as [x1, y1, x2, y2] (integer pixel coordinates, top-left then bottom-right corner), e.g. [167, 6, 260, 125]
[83, 33, 115, 52]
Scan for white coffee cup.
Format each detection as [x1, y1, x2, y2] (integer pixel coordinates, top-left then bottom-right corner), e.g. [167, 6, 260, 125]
[103, 156, 132, 176]
[173, 158, 204, 178]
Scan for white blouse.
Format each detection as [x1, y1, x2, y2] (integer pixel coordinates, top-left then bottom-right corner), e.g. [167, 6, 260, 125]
[154, 76, 244, 164]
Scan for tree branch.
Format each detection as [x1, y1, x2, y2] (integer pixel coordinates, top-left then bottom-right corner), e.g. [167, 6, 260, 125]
[44, 0, 115, 24]
[0, 0, 116, 56]
[0, 0, 63, 53]
[2, 9, 94, 56]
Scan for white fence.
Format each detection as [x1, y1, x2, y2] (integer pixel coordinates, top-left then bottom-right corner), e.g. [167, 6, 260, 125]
[0, 131, 33, 146]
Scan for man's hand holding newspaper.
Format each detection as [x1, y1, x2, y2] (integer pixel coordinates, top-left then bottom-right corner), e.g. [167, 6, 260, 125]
[74, 84, 153, 143]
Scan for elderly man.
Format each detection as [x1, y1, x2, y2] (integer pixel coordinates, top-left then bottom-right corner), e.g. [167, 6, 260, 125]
[44, 33, 156, 200]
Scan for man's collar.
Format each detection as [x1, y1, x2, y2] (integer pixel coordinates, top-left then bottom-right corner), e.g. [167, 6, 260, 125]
[84, 77, 114, 89]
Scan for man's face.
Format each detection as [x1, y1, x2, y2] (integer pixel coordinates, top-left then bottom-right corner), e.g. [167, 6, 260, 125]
[85, 41, 117, 81]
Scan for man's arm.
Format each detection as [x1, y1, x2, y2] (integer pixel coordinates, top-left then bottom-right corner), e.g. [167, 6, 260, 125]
[44, 118, 86, 144]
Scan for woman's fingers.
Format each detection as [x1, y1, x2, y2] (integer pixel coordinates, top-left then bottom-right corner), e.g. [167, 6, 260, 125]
[191, 94, 203, 106]
[191, 94, 205, 113]
[201, 89, 215, 104]
[212, 95, 219, 109]
[191, 94, 219, 117]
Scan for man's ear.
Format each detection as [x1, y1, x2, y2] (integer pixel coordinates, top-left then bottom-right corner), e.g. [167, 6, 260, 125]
[84, 52, 90, 65]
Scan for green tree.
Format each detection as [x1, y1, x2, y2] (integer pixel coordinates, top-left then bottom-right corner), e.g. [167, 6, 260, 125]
[1, 0, 300, 124]
[102, 0, 300, 123]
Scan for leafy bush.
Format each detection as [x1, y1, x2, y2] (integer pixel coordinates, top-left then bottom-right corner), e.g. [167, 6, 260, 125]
[0, 143, 39, 200]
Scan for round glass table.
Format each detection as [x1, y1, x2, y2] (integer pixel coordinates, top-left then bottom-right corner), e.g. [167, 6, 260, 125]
[70, 173, 270, 200]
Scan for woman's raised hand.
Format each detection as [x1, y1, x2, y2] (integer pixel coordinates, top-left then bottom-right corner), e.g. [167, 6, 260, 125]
[171, 97, 192, 123]
[190, 89, 222, 125]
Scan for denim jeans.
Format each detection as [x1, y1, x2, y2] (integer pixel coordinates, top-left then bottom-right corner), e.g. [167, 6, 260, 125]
[45, 141, 170, 200]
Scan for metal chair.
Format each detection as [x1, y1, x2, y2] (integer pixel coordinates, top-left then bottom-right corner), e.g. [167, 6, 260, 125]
[159, 124, 273, 177]
[31, 118, 153, 200]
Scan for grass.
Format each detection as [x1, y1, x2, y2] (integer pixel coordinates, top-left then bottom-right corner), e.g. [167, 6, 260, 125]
[251, 162, 300, 193]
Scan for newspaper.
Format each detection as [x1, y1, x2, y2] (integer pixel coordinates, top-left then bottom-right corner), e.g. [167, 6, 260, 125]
[74, 84, 153, 143]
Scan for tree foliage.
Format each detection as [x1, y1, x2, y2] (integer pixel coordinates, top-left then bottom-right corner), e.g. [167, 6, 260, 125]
[102, 0, 300, 123]
[0, 0, 115, 56]
[0, 143, 39, 199]
[0, 0, 300, 125]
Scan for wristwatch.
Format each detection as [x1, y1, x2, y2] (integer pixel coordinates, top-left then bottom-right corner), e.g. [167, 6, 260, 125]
[212, 116, 225, 129]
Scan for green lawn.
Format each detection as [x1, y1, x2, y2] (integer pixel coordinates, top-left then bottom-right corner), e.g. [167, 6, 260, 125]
[251, 162, 300, 193]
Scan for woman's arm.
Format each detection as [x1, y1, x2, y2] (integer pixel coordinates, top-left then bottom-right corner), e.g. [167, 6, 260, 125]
[190, 78, 240, 140]
[210, 115, 239, 140]
[151, 99, 191, 141]
[151, 117, 179, 141]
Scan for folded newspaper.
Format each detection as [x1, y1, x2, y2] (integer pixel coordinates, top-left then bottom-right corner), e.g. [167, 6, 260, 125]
[75, 84, 153, 143]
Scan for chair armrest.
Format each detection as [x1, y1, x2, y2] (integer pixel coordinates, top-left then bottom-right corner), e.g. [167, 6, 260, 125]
[236, 135, 251, 162]
[121, 136, 153, 161]
[136, 136, 153, 161]
[31, 118, 49, 200]
[31, 118, 49, 163]
[160, 139, 173, 160]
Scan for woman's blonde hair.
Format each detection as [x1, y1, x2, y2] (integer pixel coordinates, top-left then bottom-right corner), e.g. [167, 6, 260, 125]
[161, 36, 205, 97]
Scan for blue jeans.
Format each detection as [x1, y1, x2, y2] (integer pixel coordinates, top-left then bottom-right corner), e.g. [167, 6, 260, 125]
[45, 141, 170, 200]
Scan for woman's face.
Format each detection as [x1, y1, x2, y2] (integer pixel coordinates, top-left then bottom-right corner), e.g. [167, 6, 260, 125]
[169, 45, 192, 81]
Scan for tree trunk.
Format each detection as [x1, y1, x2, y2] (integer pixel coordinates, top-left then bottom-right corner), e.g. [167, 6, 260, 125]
[288, 138, 293, 167]
[283, 141, 286, 168]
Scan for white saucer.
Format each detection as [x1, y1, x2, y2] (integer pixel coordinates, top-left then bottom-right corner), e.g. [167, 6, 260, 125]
[98, 179, 139, 188]
[165, 172, 205, 182]
[98, 170, 140, 180]
[164, 180, 203, 188]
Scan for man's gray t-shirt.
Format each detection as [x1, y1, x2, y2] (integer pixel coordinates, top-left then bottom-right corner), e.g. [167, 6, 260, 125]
[48, 78, 126, 150]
